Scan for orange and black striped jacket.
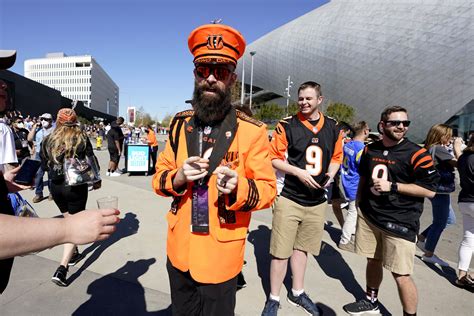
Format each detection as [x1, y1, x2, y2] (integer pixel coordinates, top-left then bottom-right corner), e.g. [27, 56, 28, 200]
[152, 109, 276, 284]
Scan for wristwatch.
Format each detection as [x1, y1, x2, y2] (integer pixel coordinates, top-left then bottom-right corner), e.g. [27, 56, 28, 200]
[390, 182, 398, 194]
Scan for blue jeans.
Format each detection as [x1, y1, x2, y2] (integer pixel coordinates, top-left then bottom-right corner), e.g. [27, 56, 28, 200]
[423, 194, 451, 253]
[34, 154, 50, 196]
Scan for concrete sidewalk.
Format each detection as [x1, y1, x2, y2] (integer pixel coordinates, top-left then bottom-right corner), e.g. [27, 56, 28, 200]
[1, 147, 472, 315]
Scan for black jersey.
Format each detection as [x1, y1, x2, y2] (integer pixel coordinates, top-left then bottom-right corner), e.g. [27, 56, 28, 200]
[270, 112, 343, 206]
[358, 138, 439, 241]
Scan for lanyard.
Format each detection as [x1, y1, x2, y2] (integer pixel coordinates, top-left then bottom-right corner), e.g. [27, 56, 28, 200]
[198, 128, 204, 185]
[198, 127, 203, 157]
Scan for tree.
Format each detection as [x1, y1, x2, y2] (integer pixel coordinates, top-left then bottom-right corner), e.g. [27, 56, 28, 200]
[254, 103, 285, 122]
[325, 102, 355, 123]
[287, 102, 299, 116]
[160, 114, 173, 128]
[135, 106, 155, 126]
[77, 116, 92, 126]
[231, 80, 242, 104]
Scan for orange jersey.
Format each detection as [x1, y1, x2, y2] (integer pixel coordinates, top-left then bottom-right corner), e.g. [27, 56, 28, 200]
[147, 129, 158, 147]
[152, 109, 276, 284]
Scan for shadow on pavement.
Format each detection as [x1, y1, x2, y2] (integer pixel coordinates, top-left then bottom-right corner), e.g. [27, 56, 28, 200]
[314, 242, 392, 316]
[324, 221, 342, 245]
[415, 255, 458, 284]
[248, 225, 292, 297]
[73, 258, 160, 315]
[67, 212, 140, 285]
[317, 302, 337, 316]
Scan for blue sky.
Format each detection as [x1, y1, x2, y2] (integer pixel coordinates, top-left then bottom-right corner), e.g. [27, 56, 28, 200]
[1, 0, 328, 120]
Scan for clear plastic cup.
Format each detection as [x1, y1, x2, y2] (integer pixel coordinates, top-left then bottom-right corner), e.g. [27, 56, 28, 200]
[96, 196, 118, 209]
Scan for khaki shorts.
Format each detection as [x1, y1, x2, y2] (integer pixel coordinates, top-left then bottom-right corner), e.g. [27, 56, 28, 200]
[355, 212, 416, 275]
[270, 195, 326, 258]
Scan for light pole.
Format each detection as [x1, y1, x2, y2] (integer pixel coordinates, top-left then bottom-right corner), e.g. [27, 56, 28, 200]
[285, 75, 293, 116]
[240, 57, 245, 106]
[249, 51, 256, 110]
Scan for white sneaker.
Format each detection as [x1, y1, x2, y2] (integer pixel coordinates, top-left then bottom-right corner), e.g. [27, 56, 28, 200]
[421, 254, 449, 267]
[106, 172, 110, 176]
[109, 171, 121, 177]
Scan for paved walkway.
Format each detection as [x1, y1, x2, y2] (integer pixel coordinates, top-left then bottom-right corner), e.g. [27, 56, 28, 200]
[1, 140, 472, 315]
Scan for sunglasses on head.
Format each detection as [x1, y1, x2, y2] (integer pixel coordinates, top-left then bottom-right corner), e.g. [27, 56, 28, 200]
[385, 120, 411, 127]
[195, 65, 233, 81]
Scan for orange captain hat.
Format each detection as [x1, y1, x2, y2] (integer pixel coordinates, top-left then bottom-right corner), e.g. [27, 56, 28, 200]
[188, 24, 246, 66]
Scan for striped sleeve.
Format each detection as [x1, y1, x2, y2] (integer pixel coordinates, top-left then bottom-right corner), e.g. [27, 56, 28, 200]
[152, 122, 186, 197]
[410, 147, 439, 191]
[269, 122, 288, 161]
[411, 148, 434, 170]
[330, 129, 344, 164]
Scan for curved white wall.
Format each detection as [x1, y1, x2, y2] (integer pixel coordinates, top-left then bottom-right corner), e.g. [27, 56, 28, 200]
[237, 0, 473, 142]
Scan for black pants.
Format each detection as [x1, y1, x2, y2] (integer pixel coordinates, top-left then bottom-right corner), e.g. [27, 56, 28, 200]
[166, 258, 237, 316]
[0, 258, 14, 294]
[149, 146, 158, 172]
[50, 181, 88, 214]
[1, 174, 15, 294]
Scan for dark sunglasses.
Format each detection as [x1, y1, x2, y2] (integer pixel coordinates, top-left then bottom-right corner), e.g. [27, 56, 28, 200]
[40, 118, 52, 121]
[385, 120, 411, 127]
[195, 66, 233, 81]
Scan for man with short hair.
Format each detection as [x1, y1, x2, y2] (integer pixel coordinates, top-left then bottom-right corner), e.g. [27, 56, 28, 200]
[153, 23, 276, 316]
[263, 81, 343, 316]
[343, 106, 439, 316]
[106, 116, 124, 176]
[338, 121, 370, 252]
[27, 112, 54, 202]
[328, 121, 354, 229]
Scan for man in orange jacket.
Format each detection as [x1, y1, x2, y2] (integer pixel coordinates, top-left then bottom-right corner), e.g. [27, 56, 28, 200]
[152, 23, 276, 316]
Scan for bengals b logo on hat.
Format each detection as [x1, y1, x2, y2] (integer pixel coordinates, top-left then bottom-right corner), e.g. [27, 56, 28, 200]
[207, 35, 224, 50]
[188, 24, 246, 66]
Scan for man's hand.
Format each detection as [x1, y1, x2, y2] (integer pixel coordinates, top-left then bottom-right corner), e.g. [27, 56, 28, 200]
[453, 137, 464, 158]
[181, 156, 209, 181]
[372, 178, 391, 193]
[214, 166, 238, 195]
[295, 168, 320, 189]
[173, 156, 209, 189]
[3, 166, 33, 193]
[65, 209, 120, 244]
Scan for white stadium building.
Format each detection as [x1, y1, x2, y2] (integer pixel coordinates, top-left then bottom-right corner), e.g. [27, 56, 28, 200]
[237, 0, 473, 142]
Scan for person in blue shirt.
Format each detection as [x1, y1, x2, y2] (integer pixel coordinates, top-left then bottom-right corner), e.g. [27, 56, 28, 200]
[339, 121, 370, 251]
[27, 113, 54, 202]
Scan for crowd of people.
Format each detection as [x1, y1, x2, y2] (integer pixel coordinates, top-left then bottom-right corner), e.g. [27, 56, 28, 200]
[1, 21, 473, 316]
[0, 51, 120, 294]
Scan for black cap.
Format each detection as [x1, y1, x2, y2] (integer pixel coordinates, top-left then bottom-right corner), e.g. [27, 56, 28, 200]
[0, 50, 17, 70]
